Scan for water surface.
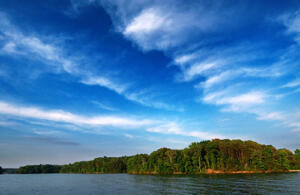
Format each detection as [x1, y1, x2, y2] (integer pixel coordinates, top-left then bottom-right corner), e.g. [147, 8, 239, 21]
[1, 173, 300, 194]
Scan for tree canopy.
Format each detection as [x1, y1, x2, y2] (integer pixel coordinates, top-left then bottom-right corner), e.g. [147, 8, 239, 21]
[17, 164, 61, 174]
[17, 139, 300, 174]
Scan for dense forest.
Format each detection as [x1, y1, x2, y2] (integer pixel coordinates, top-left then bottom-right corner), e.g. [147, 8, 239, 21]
[17, 139, 300, 174]
[17, 164, 61, 174]
[0, 166, 3, 174]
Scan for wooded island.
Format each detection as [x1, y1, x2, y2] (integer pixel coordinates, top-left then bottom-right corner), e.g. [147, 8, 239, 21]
[16, 139, 300, 174]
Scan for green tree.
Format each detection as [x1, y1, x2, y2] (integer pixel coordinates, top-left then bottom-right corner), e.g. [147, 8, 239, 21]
[294, 149, 300, 169]
[276, 149, 290, 170]
[17, 139, 299, 175]
[261, 145, 276, 170]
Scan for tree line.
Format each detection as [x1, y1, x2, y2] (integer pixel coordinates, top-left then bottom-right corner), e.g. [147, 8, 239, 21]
[17, 164, 61, 174]
[16, 139, 300, 174]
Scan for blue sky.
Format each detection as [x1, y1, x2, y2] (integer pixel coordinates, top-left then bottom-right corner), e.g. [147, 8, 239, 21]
[1, 0, 300, 167]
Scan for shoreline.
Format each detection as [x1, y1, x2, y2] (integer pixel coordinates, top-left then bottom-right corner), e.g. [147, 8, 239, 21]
[288, 170, 300, 173]
[128, 169, 300, 175]
[205, 169, 300, 174]
[5, 170, 300, 175]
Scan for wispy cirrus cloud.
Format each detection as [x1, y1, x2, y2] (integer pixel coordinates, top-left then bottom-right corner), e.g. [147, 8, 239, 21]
[124, 90, 184, 112]
[172, 44, 297, 129]
[279, 11, 300, 44]
[0, 100, 234, 140]
[66, 1, 300, 118]
[0, 101, 154, 128]
[203, 90, 267, 112]
[256, 112, 285, 121]
[91, 100, 118, 112]
[122, 7, 183, 50]
[33, 130, 62, 136]
[0, 120, 16, 127]
[282, 78, 300, 88]
[81, 76, 181, 111]
[25, 136, 80, 146]
[81, 76, 128, 94]
[0, 12, 77, 74]
[0, 11, 178, 111]
[147, 122, 227, 140]
[96, 1, 300, 127]
[100, 0, 250, 51]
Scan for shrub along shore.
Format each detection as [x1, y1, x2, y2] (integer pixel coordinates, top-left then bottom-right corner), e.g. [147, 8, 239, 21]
[16, 139, 300, 175]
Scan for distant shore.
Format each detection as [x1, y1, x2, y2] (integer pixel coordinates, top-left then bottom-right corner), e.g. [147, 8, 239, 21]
[288, 170, 300, 173]
[205, 169, 300, 174]
[127, 169, 300, 175]
[14, 139, 300, 175]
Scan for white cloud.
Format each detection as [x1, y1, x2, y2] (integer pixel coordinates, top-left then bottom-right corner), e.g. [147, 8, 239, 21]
[256, 112, 285, 121]
[183, 61, 221, 81]
[172, 43, 283, 85]
[2, 42, 17, 53]
[122, 7, 177, 50]
[84, 2, 300, 137]
[91, 101, 117, 111]
[124, 8, 171, 35]
[280, 11, 300, 44]
[147, 122, 226, 140]
[124, 91, 184, 112]
[33, 130, 61, 136]
[0, 101, 231, 140]
[216, 92, 265, 106]
[0, 12, 179, 111]
[204, 91, 266, 109]
[289, 122, 300, 128]
[0, 120, 16, 127]
[101, 0, 233, 51]
[197, 70, 241, 89]
[285, 113, 300, 132]
[241, 67, 283, 78]
[0, 101, 154, 128]
[81, 77, 179, 111]
[124, 133, 134, 139]
[81, 76, 127, 94]
[282, 79, 300, 88]
[83, 78, 180, 111]
[0, 14, 77, 75]
[174, 54, 197, 65]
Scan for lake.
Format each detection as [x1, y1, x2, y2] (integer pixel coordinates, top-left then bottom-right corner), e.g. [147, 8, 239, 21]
[1, 173, 300, 194]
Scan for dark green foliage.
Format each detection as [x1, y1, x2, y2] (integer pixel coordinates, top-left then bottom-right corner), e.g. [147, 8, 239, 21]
[17, 164, 61, 174]
[126, 154, 149, 173]
[0, 166, 3, 174]
[2, 168, 18, 174]
[294, 149, 300, 169]
[60, 157, 127, 174]
[57, 139, 300, 174]
[16, 140, 300, 174]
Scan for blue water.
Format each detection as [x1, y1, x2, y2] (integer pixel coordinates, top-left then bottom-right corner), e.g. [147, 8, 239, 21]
[0, 173, 300, 194]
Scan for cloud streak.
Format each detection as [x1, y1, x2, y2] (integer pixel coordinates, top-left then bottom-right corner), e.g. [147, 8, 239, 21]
[0, 100, 233, 141]
[97, 1, 300, 129]
[0, 101, 154, 128]
[0, 12, 76, 74]
[147, 122, 227, 140]
[282, 79, 300, 88]
[280, 11, 300, 44]
[26, 136, 80, 146]
[0, 11, 177, 111]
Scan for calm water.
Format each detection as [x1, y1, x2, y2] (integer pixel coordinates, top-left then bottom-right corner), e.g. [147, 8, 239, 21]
[0, 173, 300, 194]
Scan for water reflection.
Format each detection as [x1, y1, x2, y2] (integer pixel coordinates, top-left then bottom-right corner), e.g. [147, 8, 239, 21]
[0, 173, 299, 195]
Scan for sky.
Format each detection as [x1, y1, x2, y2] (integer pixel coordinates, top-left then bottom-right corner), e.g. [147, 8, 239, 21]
[1, 0, 300, 168]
